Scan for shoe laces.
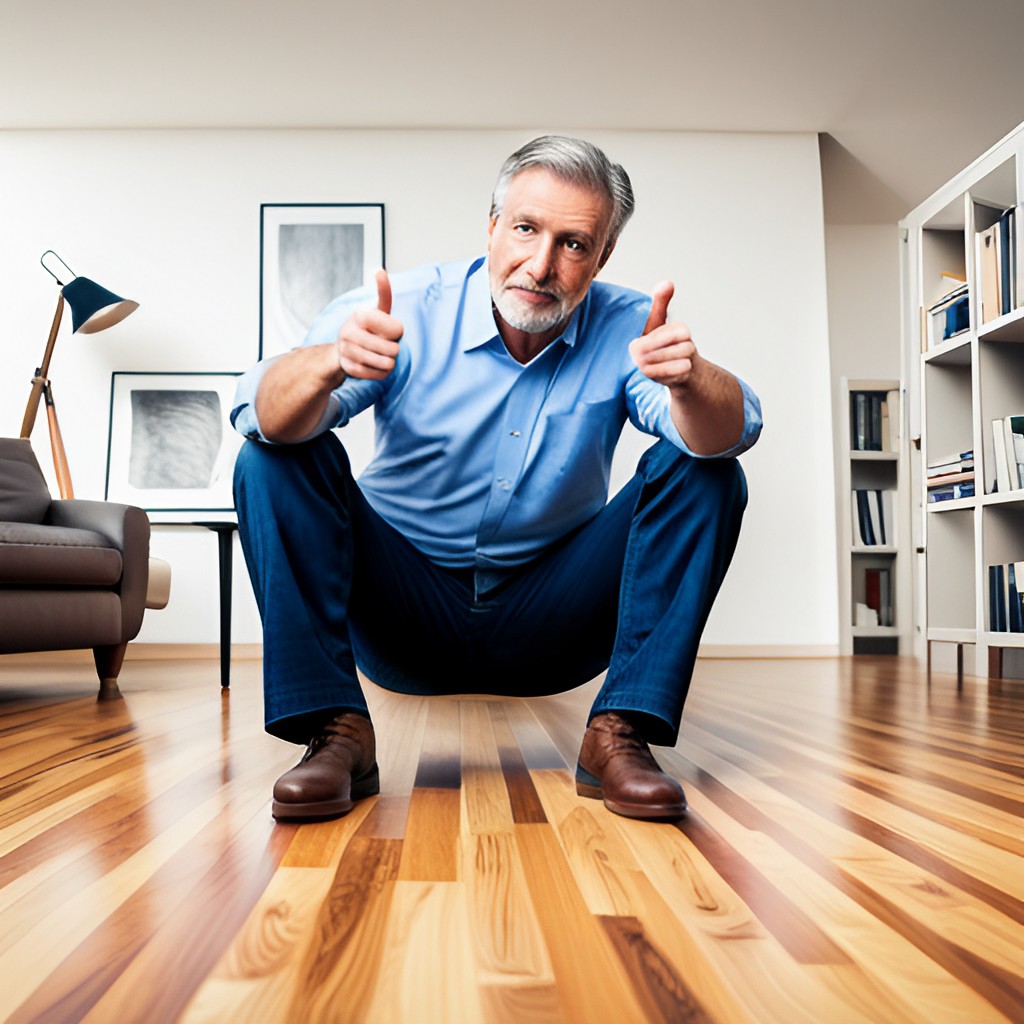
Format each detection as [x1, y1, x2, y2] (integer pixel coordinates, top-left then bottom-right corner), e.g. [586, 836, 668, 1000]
[303, 715, 368, 762]
[592, 713, 655, 758]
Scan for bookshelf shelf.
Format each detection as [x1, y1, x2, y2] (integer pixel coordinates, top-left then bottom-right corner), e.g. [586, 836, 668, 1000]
[980, 490, 1024, 508]
[923, 336, 971, 365]
[851, 451, 898, 462]
[927, 627, 977, 644]
[902, 123, 1024, 678]
[978, 306, 1024, 342]
[926, 498, 976, 513]
[983, 631, 1024, 648]
[852, 625, 900, 638]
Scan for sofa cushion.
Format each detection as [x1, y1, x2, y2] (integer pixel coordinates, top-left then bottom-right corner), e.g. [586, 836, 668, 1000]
[0, 438, 51, 524]
[0, 521, 123, 585]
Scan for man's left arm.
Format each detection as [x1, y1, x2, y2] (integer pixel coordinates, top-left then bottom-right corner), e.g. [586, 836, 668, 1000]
[629, 281, 748, 456]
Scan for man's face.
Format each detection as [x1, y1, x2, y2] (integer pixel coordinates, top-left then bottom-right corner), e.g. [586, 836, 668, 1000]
[488, 167, 614, 337]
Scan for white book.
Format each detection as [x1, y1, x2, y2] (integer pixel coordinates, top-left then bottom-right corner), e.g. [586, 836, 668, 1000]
[885, 389, 899, 450]
[992, 418, 1014, 493]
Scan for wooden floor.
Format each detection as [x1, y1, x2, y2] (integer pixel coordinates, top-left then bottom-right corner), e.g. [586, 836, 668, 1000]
[0, 654, 1022, 1024]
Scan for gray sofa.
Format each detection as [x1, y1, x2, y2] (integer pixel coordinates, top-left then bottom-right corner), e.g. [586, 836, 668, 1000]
[0, 437, 150, 699]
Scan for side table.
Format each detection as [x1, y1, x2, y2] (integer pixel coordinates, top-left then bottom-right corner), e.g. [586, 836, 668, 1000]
[152, 520, 239, 688]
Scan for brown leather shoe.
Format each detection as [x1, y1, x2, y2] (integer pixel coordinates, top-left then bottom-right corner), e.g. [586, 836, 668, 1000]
[272, 712, 379, 822]
[575, 711, 686, 820]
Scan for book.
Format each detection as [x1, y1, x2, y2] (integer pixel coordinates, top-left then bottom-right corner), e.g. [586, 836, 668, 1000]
[852, 392, 868, 450]
[927, 450, 974, 474]
[926, 469, 975, 488]
[991, 418, 1014, 493]
[989, 564, 1007, 631]
[868, 394, 881, 451]
[854, 602, 878, 627]
[944, 297, 970, 340]
[866, 489, 883, 546]
[853, 489, 875, 545]
[883, 389, 899, 451]
[1015, 561, 1024, 631]
[978, 224, 1000, 324]
[927, 278, 968, 313]
[865, 567, 881, 615]
[1009, 563, 1024, 633]
[999, 208, 1015, 316]
[1003, 413, 1024, 489]
[927, 485, 973, 503]
[879, 568, 893, 627]
[927, 460, 974, 476]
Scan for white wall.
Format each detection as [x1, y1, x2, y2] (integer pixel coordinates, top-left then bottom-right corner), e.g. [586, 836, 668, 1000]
[0, 129, 837, 649]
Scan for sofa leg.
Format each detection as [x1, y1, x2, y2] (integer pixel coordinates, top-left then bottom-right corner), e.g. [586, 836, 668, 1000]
[93, 643, 127, 701]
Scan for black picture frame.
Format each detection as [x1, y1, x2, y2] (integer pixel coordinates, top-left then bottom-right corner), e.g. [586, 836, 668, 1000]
[104, 371, 243, 521]
[259, 202, 386, 360]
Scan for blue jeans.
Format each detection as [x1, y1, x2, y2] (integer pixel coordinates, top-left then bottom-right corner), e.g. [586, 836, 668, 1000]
[234, 433, 746, 746]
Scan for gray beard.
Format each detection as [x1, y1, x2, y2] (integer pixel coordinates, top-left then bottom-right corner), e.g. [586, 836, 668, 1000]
[492, 288, 570, 335]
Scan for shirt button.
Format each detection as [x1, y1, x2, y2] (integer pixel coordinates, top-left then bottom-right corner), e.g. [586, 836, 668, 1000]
[510, 430, 521, 437]
[497, 477, 511, 491]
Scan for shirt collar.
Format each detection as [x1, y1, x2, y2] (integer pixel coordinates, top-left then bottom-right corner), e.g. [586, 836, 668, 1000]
[460, 257, 587, 352]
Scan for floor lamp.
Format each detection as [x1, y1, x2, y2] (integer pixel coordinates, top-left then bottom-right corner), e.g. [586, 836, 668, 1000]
[19, 251, 139, 498]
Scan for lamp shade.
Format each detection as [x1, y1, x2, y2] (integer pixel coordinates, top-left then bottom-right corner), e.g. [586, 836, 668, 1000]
[61, 275, 139, 334]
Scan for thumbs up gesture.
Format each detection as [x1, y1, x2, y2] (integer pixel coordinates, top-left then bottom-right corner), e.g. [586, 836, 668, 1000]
[336, 268, 404, 381]
[628, 281, 697, 390]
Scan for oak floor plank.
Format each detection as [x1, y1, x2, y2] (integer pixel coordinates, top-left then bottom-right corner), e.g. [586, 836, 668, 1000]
[286, 833, 403, 1024]
[459, 700, 515, 836]
[363, 881, 485, 1024]
[461, 831, 554, 987]
[514, 822, 654, 1022]
[178, 866, 335, 1024]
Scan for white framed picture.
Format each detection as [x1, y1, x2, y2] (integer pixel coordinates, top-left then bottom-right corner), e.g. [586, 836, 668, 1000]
[259, 202, 386, 360]
[104, 371, 243, 522]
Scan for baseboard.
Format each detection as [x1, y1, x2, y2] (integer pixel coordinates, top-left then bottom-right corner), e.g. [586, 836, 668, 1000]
[4, 643, 841, 666]
[125, 643, 264, 661]
[0, 644, 263, 665]
[697, 644, 841, 659]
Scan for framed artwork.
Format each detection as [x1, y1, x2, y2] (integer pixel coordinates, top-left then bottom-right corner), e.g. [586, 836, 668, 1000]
[104, 371, 243, 522]
[259, 202, 386, 359]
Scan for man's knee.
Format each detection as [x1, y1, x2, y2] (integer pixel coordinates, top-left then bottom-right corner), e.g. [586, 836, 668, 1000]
[234, 433, 348, 490]
[640, 440, 747, 517]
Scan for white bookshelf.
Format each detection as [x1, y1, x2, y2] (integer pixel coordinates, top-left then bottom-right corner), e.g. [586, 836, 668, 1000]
[838, 378, 910, 654]
[901, 122, 1024, 678]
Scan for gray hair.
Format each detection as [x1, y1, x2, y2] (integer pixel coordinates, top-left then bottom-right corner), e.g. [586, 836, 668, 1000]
[490, 135, 635, 255]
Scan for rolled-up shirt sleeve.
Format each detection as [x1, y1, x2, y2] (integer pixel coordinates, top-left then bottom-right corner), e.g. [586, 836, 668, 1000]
[625, 368, 763, 459]
[230, 285, 386, 443]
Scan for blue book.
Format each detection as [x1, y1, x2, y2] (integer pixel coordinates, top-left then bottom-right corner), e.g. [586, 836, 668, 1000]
[990, 564, 1007, 632]
[1000, 209, 1014, 316]
[944, 296, 970, 339]
[1009, 563, 1023, 633]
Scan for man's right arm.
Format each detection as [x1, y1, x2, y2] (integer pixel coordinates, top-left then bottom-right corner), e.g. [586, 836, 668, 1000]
[254, 269, 403, 444]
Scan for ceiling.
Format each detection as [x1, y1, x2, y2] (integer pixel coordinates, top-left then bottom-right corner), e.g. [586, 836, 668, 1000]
[2, 0, 1023, 223]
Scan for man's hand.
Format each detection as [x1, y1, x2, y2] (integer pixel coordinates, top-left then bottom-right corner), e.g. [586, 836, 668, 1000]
[337, 269, 403, 381]
[628, 281, 696, 391]
[630, 280, 745, 455]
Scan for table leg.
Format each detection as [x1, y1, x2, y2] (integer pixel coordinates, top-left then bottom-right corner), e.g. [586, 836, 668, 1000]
[216, 527, 233, 688]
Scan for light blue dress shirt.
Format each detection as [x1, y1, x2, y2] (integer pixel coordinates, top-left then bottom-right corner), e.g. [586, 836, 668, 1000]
[232, 257, 762, 570]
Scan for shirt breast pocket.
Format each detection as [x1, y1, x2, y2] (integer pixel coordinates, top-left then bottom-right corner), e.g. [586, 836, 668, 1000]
[541, 397, 624, 488]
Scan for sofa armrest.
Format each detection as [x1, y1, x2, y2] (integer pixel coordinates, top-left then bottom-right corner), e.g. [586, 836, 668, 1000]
[48, 500, 151, 640]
